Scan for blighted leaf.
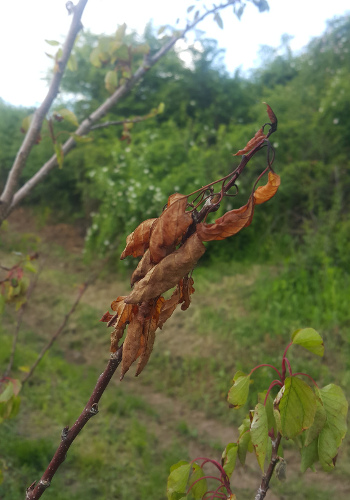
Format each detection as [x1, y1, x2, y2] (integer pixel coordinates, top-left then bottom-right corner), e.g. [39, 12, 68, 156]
[197, 197, 254, 242]
[167, 462, 191, 500]
[264, 102, 277, 131]
[149, 194, 192, 264]
[125, 233, 206, 304]
[121, 219, 157, 260]
[158, 287, 181, 329]
[276, 377, 317, 439]
[254, 172, 281, 205]
[54, 143, 64, 169]
[120, 315, 143, 379]
[105, 70, 118, 93]
[189, 463, 207, 499]
[292, 328, 324, 357]
[227, 374, 251, 409]
[179, 276, 195, 311]
[56, 108, 79, 127]
[275, 458, 287, 481]
[250, 403, 268, 471]
[234, 127, 266, 156]
[222, 443, 238, 478]
[130, 249, 154, 286]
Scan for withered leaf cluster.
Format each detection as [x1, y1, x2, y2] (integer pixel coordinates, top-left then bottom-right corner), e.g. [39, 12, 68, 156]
[101, 106, 280, 379]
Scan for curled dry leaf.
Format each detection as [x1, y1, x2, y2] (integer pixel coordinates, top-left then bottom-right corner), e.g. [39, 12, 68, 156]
[125, 232, 206, 304]
[130, 249, 154, 286]
[254, 171, 281, 205]
[264, 102, 278, 130]
[120, 218, 157, 259]
[179, 275, 195, 311]
[120, 314, 144, 378]
[149, 193, 192, 264]
[234, 128, 266, 156]
[158, 288, 181, 329]
[196, 197, 254, 242]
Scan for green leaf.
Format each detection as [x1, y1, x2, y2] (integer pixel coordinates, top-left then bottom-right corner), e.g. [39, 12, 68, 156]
[158, 25, 167, 36]
[237, 430, 252, 466]
[277, 377, 317, 439]
[189, 463, 207, 499]
[187, 5, 195, 13]
[292, 328, 324, 356]
[45, 39, 60, 46]
[238, 416, 250, 437]
[167, 462, 191, 500]
[133, 43, 150, 55]
[54, 143, 64, 169]
[222, 443, 238, 478]
[228, 374, 250, 409]
[90, 48, 102, 68]
[0, 382, 14, 403]
[158, 102, 165, 114]
[21, 114, 33, 134]
[57, 108, 79, 127]
[251, 403, 268, 471]
[214, 12, 224, 29]
[24, 261, 37, 274]
[67, 54, 77, 71]
[304, 399, 327, 446]
[105, 70, 118, 94]
[318, 384, 348, 470]
[301, 437, 318, 473]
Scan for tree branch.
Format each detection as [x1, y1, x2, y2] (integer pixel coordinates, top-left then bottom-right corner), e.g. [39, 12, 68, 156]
[5, 0, 238, 217]
[0, 0, 88, 222]
[24, 347, 123, 500]
[255, 433, 282, 500]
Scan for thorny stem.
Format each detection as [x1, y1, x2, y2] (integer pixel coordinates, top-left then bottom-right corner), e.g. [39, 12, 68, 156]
[255, 433, 282, 500]
[25, 348, 123, 500]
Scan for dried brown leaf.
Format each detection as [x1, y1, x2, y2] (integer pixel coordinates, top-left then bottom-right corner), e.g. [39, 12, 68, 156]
[149, 193, 192, 264]
[130, 249, 154, 286]
[158, 288, 181, 329]
[196, 197, 254, 241]
[120, 218, 157, 259]
[179, 275, 195, 311]
[120, 315, 144, 379]
[110, 325, 125, 353]
[100, 311, 114, 323]
[234, 128, 266, 156]
[125, 232, 206, 304]
[254, 171, 281, 205]
[264, 102, 277, 127]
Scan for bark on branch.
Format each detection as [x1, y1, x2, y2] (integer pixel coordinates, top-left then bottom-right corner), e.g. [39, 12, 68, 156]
[2, 1, 238, 220]
[0, 0, 88, 222]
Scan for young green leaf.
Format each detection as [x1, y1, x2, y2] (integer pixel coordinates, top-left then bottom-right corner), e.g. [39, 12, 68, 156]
[45, 39, 60, 46]
[292, 328, 324, 356]
[54, 143, 64, 169]
[105, 70, 118, 93]
[57, 108, 79, 127]
[251, 403, 268, 471]
[277, 377, 317, 439]
[237, 430, 252, 465]
[90, 47, 102, 68]
[222, 443, 238, 478]
[227, 374, 251, 409]
[189, 463, 207, 499]
[67, 54, 78, 71]
[167, 462, 191, 500]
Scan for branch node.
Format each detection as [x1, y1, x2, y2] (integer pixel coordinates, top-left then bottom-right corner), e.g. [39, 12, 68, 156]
[89, 403, 99, 415]
[39, 479, 51, 489]
[61, 425, 69, 441]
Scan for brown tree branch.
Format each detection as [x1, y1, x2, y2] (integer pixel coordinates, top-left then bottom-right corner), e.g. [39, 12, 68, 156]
[25, 347, 123, 500]
[254, 433, 282, 500]
[5, 0, 239, 217]
[0, 0, 88, 223]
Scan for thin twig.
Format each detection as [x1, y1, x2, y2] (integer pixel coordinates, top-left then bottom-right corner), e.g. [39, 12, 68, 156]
[21, 281, 89, 385]
[25, 347, 123, 500]
[90, 115, 154, 130]
[254, 433, 282, 500]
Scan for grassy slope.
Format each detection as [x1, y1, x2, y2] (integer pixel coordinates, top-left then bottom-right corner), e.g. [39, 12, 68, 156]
[0, 211, 349, 500]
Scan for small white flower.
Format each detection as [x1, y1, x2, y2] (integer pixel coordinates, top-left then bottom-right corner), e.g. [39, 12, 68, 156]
[273, 142, 279, 148]
[102, 167, 108, 173]
[104, 240, 110, 246]
[333, 118, 339, 125]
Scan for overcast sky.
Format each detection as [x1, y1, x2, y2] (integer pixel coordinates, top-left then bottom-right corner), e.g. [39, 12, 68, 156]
[0, 0, 349, 107]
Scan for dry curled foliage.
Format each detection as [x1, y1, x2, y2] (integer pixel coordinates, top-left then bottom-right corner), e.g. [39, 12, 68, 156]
[101, 105, 280, 378]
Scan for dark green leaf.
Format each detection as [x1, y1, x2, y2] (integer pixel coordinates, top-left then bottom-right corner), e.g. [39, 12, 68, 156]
[251, 403, 268, 471]
[277, 377, 317, 439]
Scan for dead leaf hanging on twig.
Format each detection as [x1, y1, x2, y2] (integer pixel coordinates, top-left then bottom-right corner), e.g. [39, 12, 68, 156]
[120, 218, 157, 259]
[254, 171, 281, 205]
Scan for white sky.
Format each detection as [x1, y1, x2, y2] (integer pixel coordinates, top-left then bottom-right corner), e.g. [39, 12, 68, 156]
[0, 0, 349, 107]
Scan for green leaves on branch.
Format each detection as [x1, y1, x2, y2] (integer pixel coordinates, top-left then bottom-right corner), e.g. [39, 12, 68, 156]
[292, 328, 324, 356]
[167, 461, 208, 500]
[222, 443, 238, 478]
[251, 403, 269, 471]
[227, 372, 250, 409]
[0, 379, 22, 424]
[56, 108, 79, 127]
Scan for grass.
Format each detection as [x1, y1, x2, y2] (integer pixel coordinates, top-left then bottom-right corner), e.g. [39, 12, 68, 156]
[1, 220, 350, 499]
